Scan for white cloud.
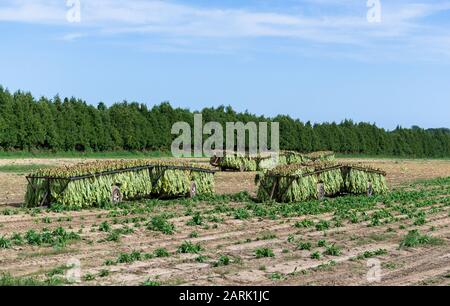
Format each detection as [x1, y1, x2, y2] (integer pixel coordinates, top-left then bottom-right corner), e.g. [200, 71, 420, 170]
[60, 32, 85, 41]
[0, 0, 65, 23]
[1, 0, 450, 60]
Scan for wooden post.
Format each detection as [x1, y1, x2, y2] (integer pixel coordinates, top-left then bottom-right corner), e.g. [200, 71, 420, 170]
[269, 178, 278, 200]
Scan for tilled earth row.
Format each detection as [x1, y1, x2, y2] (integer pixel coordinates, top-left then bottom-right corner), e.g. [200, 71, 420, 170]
[0, 185, 448, 286]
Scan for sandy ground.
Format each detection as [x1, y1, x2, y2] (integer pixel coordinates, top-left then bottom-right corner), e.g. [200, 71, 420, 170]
[0, 185, 448, 286]
[0, 157, 449, 286]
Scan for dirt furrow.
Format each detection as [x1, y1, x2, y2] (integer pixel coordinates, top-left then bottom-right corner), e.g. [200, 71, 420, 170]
[82, 212, 450, 285]
[1, 203, 448, 283]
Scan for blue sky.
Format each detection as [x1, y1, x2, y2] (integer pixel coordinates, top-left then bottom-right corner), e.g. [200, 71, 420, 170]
[1, 0, 450, 129]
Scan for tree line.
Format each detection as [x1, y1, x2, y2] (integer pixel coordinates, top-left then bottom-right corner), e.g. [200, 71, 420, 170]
[0, 86, 449, 157]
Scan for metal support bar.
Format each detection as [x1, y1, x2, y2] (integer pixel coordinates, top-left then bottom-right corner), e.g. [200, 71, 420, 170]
[151, 167, 166, 187]
[26, 176, 72, 207]
[278, 177, 296, 198]
[26, 164, 216, 182]
[346, 166, 386, 176]
[266, 165, 345, 179]
[269, 178, 278, 200]
[265, 165, 386, 180]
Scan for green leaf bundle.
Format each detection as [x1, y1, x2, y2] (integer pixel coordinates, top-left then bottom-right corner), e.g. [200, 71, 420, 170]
[25, 160, 215, 209]
[256, 161, 387, 203]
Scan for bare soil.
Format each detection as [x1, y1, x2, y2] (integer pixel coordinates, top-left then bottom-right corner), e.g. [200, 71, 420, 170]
[0, 195, 448, 286]
[0, 157, 449, 286]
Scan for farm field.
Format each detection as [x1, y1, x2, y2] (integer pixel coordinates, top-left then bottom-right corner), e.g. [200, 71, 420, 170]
[0, 158, 449, 286]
